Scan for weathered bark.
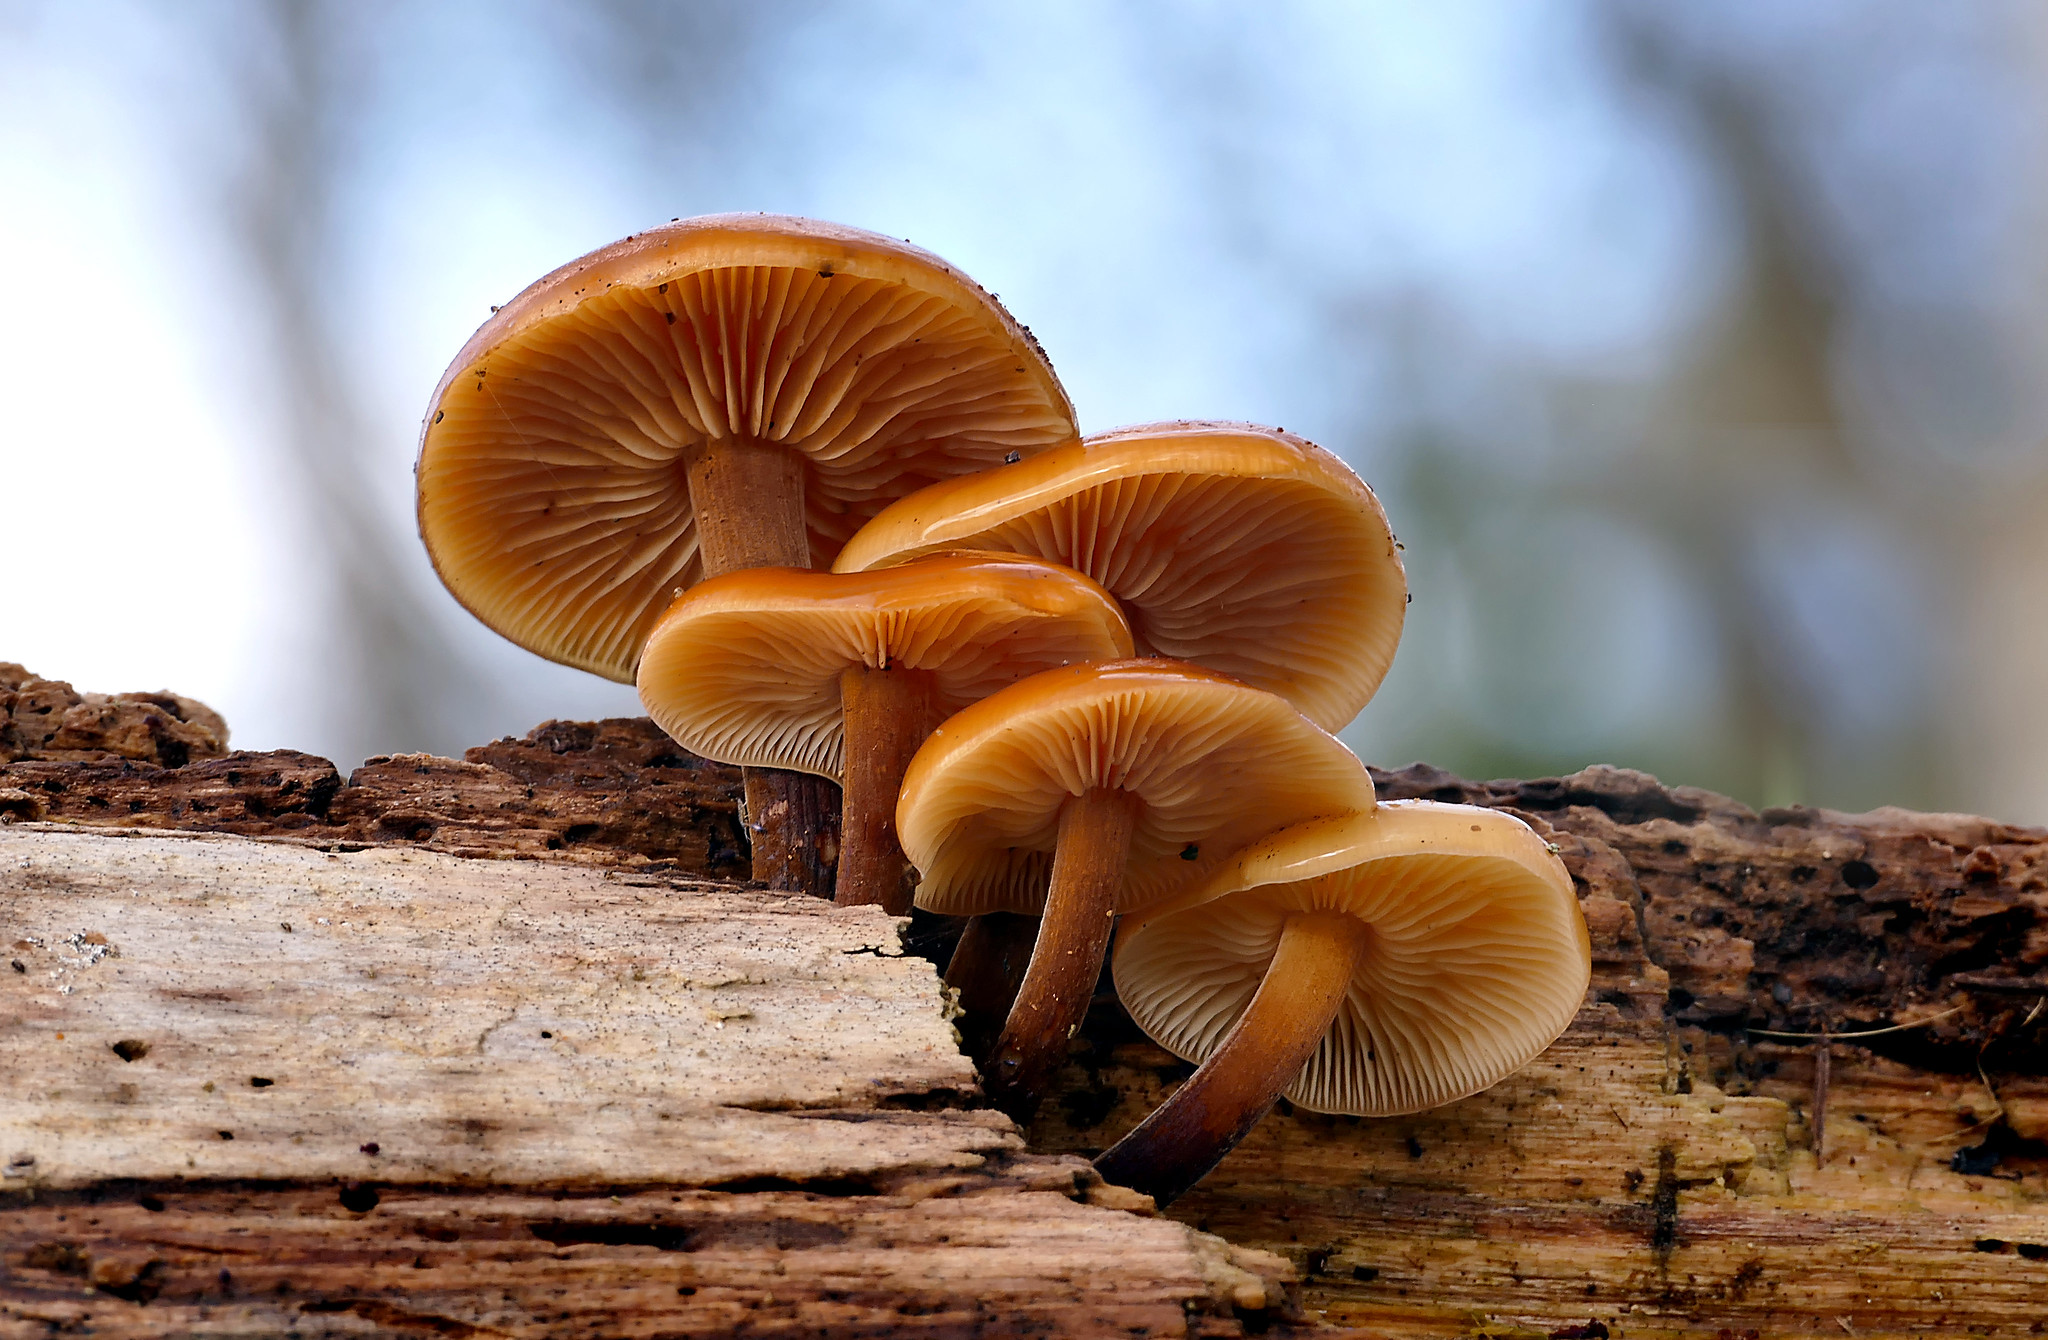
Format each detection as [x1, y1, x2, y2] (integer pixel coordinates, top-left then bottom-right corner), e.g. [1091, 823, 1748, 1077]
[0, 716, 751, 877]
[1028, 764, 2048, 1337]
[0, 664, 227, 769]
[6, 687, 2048, 1336]
[0, 1178, 1292, 1339]
[0, 826, 1296, 1337]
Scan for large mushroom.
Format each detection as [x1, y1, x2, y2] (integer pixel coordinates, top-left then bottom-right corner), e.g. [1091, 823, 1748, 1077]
[896, 659, 1378, 1112]
[634, 553, 1132, 913]
[1095, 801, 1591, 1207]
[416, 215, 1076, 892]
[835, 420, 1405, 732]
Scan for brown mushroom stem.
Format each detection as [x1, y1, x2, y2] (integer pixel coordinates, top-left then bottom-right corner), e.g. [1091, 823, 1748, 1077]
[944, 912, 1040, 1058]
[836, 665, 940, 913]
[683, 437, 810, 573]
[983, 787, 1136, 1114]
[684, 437, 837, 895]
[1094, 910, 1370, 1208]
[742, 769, 840, 895]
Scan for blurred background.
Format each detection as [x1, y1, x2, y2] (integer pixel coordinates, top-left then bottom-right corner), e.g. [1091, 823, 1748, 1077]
[5, 1, 2048, 823]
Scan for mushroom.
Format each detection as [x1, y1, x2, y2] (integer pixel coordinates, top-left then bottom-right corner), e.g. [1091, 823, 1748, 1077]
[835, 420, 1405, 732]
[1094, 801, 1591, 1208]
[416, 214, 1076, 891]
[896, 659, 1378, 1112]
[635, 553, 1132, 912]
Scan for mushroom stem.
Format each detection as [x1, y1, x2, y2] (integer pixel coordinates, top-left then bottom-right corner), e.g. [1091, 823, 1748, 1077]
[684, 437, 838, 896]
[983, 787, 1136, 1115]
[683, 436, 810, 574]
[836, 665, 940, 913]
[945, 912, 1039, 1058]
[1094, 910, 1370, 1208]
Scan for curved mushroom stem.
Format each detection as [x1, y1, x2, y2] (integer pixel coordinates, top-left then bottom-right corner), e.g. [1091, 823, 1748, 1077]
[983, 787, 1136, 1116]
[1094, 910, 1370, 1209]
[837, 666, 940, 914]
[945, 912, 1040, 1059]
[685, 437, 838, 897]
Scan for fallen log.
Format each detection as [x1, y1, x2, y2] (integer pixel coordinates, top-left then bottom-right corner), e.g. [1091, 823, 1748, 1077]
[1030, 765, 2048, 1336]
[4, 676, 2046, 1336]
[0, 827, 1293, 1337]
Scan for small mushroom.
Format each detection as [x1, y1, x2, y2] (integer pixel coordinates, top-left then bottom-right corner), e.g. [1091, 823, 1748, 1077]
[417, 215, 1075, 891]
[1095, 801, 1591, 1207]
[897, 659, 1377, 1112]
[835, 420, 1405, 731]
[635, 553, 1132, 912]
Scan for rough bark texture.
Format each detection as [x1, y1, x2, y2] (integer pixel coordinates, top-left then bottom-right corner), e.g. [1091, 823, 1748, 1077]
[5, 675, 2048, 1336]
[1, 826, 1296, 1337]
[0, 1176, 1292, 1339]
[1027, 764, 2048, 1337]
[0, 665, 227, 770]
[0, 715, 751, 878]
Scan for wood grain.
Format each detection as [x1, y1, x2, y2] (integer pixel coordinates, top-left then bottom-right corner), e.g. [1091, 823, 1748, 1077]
[9, 702, 2048, 1336]
[0, 1169, 1300, 1339]
[0, 828, 980, 1190]
[0, 823, 1301, 1337]
[1028, 764, 2048, 1338]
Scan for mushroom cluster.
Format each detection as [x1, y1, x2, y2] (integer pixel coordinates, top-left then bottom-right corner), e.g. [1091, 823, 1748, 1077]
[416, 214, 1592, 1208]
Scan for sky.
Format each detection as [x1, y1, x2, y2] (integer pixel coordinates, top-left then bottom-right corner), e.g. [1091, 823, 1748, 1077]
[6, 1, 2047, 822]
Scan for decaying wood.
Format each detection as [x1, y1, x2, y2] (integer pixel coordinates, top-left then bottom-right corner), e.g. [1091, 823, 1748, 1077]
[0, 665, 226, 771]
[1, 827, 1296, 1336]
[0, 1175, 1290, 1339]
[0, 716, 752, 878]
[1, 830, 986, 1189]
[1027, 764, 2048, 1337]
[6, 679, 2048, 1336]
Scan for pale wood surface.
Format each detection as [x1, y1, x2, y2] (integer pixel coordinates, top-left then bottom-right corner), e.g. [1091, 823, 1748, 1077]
[0, 823, 1300, 1337]
[1, 828, 983, 1189]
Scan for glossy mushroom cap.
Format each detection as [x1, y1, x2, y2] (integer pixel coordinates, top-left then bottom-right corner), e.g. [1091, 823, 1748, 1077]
[897, 660, 1377, 918]
[834, 421, 1404, 731]
[418, 214, 1077, 682]
[636, 553, 1132, 781]
[1114, 801, 1591, 1116]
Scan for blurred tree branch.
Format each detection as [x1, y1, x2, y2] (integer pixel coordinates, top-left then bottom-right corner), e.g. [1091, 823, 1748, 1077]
[221, 0, 492, 766]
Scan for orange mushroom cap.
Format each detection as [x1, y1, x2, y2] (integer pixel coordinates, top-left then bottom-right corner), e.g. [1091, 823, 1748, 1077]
[897, 659, 1378, 918]
[1114, 802, 1591, 1116]
[635, 553, 1132, 782]
[834, 421, 1405, 731]
[418, 214, 1077, 682]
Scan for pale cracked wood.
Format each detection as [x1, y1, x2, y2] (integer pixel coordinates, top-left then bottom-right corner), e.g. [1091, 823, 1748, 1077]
[0, 826, 986, 1190]
[0, 824, 1304, 1337]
